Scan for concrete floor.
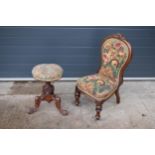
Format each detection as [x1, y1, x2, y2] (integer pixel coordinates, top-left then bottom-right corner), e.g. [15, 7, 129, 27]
[0, 81, 155, 129]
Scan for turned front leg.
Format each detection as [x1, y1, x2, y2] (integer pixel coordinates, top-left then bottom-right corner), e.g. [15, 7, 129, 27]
[95, 101, 103, 120]
[75, 86, 81, 106]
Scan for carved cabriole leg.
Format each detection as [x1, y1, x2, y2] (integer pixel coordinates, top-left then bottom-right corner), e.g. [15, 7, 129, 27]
[115, 88, 120, 104]
[28, 96, 42, 114]
[54, 95, 68, 116]
[95, 101, 103, 120]
[75, 85, 81, 106]
[35, 96, 41, 109]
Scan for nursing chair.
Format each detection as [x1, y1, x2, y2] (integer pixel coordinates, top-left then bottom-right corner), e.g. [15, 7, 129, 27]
[75, 34, 132, 120]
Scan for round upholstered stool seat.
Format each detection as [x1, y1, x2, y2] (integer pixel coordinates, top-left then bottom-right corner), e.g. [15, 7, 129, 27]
[32, 64, 63, 82]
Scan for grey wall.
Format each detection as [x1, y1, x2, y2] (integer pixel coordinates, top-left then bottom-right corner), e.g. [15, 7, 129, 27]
[0, 26, 155, 78]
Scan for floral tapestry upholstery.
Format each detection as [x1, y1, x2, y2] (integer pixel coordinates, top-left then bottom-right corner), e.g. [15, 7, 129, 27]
[32, 64, 63, 82]
[99, 38, 129, 79]
[77, 74, 118, 101]
[77, 37, 130, 101]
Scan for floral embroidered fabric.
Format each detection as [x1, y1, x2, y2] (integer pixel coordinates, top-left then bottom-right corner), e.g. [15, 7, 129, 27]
[77, 38, 130, 101]
[99, 38, 129, 79]
[32, 64, 63, 82]
[77, 74, 118, 101]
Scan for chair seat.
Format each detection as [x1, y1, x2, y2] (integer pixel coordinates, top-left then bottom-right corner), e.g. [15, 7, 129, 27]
[32, 64, 63, 82]
[77, 74, 118, 101]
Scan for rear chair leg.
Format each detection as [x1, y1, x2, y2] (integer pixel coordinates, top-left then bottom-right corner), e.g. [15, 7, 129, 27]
[115, 88, 120, 104]
[75, 86, 81, 106]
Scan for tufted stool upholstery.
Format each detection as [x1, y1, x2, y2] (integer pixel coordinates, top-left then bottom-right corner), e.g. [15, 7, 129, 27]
[29, 64, 68, 116]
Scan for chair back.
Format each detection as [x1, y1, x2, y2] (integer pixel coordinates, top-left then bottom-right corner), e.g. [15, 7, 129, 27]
[99, 34, 132, 83]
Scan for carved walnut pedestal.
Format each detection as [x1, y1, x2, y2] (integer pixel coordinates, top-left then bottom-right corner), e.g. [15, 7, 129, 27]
[29, 82, 68, 115]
